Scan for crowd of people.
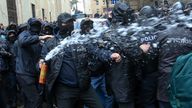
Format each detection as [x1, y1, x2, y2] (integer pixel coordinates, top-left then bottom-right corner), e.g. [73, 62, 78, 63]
[1, 1, 192, 108]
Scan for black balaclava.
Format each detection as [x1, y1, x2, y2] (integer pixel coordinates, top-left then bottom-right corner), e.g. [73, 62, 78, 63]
[80, 19, 94, 35]
[6, 23, 18, 33]
[57, 13, 75, 37]
[28, 18, 42, 35]
[18, 23, 28, 35]
[41, 23, 54, 35]
[112, 2, 135, 25]
[7, 30, 17, 43]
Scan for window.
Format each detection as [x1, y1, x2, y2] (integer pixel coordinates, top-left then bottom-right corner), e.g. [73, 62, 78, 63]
[155, 1, 158, 7]
[6, 0, 18, 24]
[97, 9, 99, 13]
[31, 4, 36, 18]
[96, 0, 99, 5]
[42, 8, 45, 20]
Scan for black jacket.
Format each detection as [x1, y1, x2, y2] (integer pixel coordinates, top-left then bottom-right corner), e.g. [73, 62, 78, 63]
[41, 34, 112, 92]
[0, 35, 11, 73]
[156, 25, 192, 102]
[101, 24, 143, 103]
[16, 30, 41, 77]
[136, 28, 159, 76]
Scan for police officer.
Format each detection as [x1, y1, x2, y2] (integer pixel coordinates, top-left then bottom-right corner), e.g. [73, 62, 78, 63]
[16, 18, 53, 108]
[135, 5, 161, 108]
[100, 2, 150, 108]
[41, 22, 54, 35]
[155, 13, 192, 108]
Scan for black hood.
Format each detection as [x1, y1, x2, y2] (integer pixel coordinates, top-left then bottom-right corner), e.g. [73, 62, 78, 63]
[57, 13, 75, 36]
[27, 18, 42, 34]
[41, 22, 54, 35]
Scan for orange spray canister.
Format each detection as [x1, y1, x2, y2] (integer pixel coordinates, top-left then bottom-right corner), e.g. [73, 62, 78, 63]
[39, 62, 48, 85]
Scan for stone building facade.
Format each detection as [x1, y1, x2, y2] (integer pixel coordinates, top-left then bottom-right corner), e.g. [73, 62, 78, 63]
[0, 0, 71, 26]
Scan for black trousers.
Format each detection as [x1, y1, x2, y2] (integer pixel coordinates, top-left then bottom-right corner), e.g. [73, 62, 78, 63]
[2, 72, 17, 107]
[0, 73, 6, 108]
[138, 72, 158, 108]
[17, 75, 43, 108]
[118, 102, 134, 108]
[55, 83, 103, 108]
[158, 101, 172, 108]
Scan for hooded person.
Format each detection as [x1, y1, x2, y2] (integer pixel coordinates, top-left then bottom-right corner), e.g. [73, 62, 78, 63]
[40, 12, 121, 108]
[80, 18, 94, 35]
[16, 18, 53, 108]
[57, 13, 75, 37]
[131, 5, 164, 108]
[41, 22, 54, 35]
[7, 30, 17, 43]
[1, 29, 18, 108]
[17, 23, 28, 35]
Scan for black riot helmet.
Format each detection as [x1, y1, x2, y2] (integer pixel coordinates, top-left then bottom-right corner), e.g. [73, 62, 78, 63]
[57, 13, 75, 36]
[170, 1, 185, 14]
[112, 2, 135, 24]
[139, 6, 157, 18]
[184, 2, 192, 15]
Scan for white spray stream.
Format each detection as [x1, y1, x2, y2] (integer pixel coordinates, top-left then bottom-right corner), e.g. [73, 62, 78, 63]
[45, 11, 192, 61]
[45, 23, 108, 61]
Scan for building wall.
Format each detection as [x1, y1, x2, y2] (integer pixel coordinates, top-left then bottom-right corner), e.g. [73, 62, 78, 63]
[0, 0, 9, 26]
[61, 0, 71, 13]
[89, 0, 117, 15]
[84, 0, 92, 15]
[16, 0, 68, 24]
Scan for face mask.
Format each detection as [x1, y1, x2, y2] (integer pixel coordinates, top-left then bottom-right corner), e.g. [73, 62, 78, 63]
[30, 21, 41, 34]
[59, 21, 74, 36]
[8, 33, 17, 43]
[43, 27, 53, 35]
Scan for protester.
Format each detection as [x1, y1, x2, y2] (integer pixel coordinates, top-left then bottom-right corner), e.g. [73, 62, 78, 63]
[0, 31, 11, 108]
[1, 1, 192, 108]
[41, 12, 121, 108]
[16, 18, 53, 108]
[80, 18, 114, 108]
